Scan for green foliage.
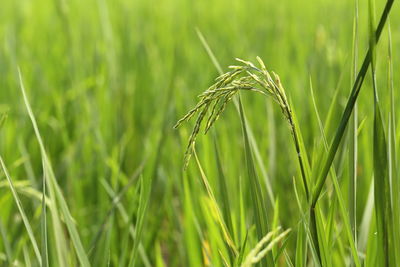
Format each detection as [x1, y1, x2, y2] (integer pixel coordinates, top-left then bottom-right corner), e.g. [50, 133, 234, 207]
[0, 0, 398, 266]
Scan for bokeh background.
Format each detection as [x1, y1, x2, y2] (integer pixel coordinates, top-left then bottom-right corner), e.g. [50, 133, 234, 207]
[0, 0, 399, 266]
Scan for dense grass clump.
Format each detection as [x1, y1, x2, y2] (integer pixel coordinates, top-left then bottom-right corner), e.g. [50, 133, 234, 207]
[0, 0, 399, 266]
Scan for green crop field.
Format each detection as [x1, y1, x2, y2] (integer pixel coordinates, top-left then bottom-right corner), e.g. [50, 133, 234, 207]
[0, 0, 399, 266]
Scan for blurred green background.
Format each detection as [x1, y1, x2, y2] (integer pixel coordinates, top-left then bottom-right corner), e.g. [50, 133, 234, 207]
[0, 0, 399, 266]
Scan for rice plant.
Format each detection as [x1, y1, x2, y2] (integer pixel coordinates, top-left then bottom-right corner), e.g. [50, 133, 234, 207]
[175, 57, 309, 198]
[0, 0, 398, 266]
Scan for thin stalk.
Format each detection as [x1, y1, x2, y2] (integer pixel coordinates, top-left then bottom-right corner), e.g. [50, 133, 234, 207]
[309, 207, 321, 265]
[349, 0, 359, 255]
[288, 112, 310, 199]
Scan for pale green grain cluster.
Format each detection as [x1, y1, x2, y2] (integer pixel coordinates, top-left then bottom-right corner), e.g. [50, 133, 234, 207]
[241, 227, 291, 267]
[175, 57, 292, 168]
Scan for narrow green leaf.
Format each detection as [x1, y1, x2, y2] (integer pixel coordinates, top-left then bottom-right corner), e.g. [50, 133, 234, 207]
[41, 158, 49, 267]
[196, 28, 223, 74]
[128, 175, 151, 267]
[312, 0, 395, 206]
[193, 151, 238, 255]
[369, 1, 394, 264]
[236, 230, 249, 266]
[349, 0, 359, 254]
[372, 54, 392, 267]
[100, 179, 151, 267]
[295, 222, 306, 267]
[315, 208, 330, 267]
[0, 156, 42, 265]
[387, 20, 400, 265]
[183, 175, 202, 267]
[213, 137, 234, 241]
[238, 96, 273, 266]
[0, 112, 7, 130]
[19, 69, 90, 267]
[0, 214, 13, 264]
[310, 77, 361, 266]
[358, 181, 374, 256]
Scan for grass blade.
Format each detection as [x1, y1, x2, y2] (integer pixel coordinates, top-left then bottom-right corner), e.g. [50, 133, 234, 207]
[387, 20, 400, 265]
[372, 106, 391, 265]
[100, 178, 151, 267]
[41, 158, 49, 267]
[0, 112, 7, 130]
[213, 137, 234, 239]
[310, 78, 361, 266]
[128, 175, 151, 267]
[238, 97, 273, 265]
[19, 69, 90, 267]
[196, 28, 223, 74]
[349, 0, 359, 254]
[193, 150, 238, 255]
[312, 0, 394, 206]
[183, 174, 202, 267]
[0, 156, 42, 265]
[0, 219, 13, 264]
[369, 1, 394, 264]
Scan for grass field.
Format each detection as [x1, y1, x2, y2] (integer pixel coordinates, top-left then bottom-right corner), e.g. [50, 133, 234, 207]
[0, 0, 399, 266]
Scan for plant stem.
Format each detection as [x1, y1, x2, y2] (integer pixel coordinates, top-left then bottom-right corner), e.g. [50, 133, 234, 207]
[288, 111, 310, 199]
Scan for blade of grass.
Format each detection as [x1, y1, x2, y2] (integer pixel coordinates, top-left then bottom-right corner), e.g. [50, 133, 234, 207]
[0, 156, 42, 265]
[315, 208, 329, 267]
[369, 0, 394, 264]
[0, 112, 7, 130]
[290, 108, 312, 198]
[41, 158, 49, 267]
[196, 28, 223, 74]
[387, 20, 400, 265]
[236, 176, 247, 266]
[295, 220, 306, 267]
[183, 174, 202, 267]
[312, 0, 395, 206]
[193, 150, 238, 256]
[200, 195, 227, 266]
[128, 174, 151, 267]
[19, 69, 90, 267]
[213, 136, 234, 238]
[365, 214, 378, 266]
[100, 179, 151, 267]
[292, 175, 320, 266]
[0, 217, 13, 264]
[236, 230, 249, 266]
[88, 163, 144, 254]
[155, 241, 166, 267]
[325, 196, 337, 253]
[23, 246, 33, 267]
[349, 0, 359, 255]
[238, 96, 273, 265]
[310, 78, 361, 266]
[358, 181, 374, 256]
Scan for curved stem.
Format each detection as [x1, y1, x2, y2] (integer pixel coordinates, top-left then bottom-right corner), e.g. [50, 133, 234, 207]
[289, 114, 310, 200]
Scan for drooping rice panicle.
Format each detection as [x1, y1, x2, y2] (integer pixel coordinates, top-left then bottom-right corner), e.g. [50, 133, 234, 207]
[175, 57, 295, 169]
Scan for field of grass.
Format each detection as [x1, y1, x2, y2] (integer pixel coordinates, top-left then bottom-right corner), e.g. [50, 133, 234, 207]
[0, 0, 399, 266]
